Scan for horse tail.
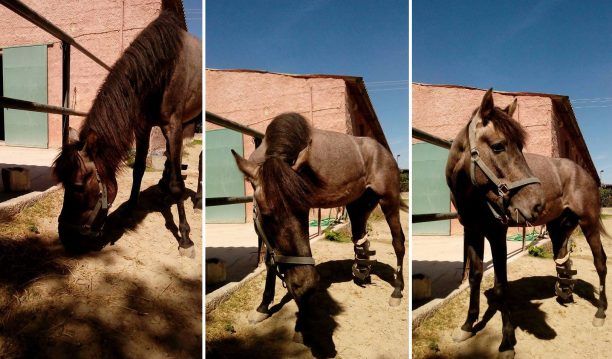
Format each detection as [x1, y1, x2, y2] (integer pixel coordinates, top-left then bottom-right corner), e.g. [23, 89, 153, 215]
[161, 0, 187, 30]
[260, 113, 316, 214]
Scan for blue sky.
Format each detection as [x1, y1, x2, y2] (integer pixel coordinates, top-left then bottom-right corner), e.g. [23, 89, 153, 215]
[206, 0, 409, 169]
[184, 0, 202, 37]
[414, 0, 612, 183]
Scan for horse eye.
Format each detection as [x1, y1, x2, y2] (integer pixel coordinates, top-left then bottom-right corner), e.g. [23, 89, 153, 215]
[491, 143, 506, 153]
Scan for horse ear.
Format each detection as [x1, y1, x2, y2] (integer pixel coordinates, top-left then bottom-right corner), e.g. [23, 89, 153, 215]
[504, 98, 518, 119]
[68, 127, 79, 144]
[231, 149, 258, 180]
[291, 139, 311, 171]
[479, 88, 495, 123]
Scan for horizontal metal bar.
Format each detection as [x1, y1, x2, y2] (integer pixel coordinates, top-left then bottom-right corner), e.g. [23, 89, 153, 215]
[412, 127, 452, 149]
[206, 196, 253, 206]
[412, 212, 458, 223]
[0, 0, 111, 71]
[0, 96, 87, 117]
[206, 111, 264, 139]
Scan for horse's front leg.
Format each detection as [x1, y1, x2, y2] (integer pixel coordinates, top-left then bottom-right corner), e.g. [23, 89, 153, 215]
[488, 227, 516, 359]
[162, 121, 194, 257]
[128, 129, 151, 209]
[249, 250, 276, 324]
[453, 228, 484, 342]
[194, 151, 202, 209]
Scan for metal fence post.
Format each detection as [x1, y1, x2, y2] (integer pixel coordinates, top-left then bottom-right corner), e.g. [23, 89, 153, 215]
[61, 41, 70, 145]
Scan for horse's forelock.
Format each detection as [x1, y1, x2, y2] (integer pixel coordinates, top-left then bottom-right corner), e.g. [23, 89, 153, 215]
[489, 108, 527, 148]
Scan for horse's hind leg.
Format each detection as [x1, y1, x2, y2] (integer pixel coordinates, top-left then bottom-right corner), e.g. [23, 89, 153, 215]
[128, 129, 151, 209]
[453, 228, 484, 342]
[379, 196, 405, 306]
[548, 213, 579, 303]
[580, 220, 608, 326]
[346, 191, 379, 286]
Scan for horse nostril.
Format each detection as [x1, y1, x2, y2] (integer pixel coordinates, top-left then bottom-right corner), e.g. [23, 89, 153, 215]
[533, 203, 543, 216]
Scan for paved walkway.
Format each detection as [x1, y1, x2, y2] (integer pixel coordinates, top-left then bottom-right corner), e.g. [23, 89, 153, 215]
[0, 144, 58, 203]
[412, 229, 535, 310]
[205, 222, 323, 294]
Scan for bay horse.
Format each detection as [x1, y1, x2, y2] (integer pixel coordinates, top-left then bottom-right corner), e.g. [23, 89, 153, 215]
[446, 89, 607, 358]
[53, 0, 201, 257]
[232, 112, 406, 341]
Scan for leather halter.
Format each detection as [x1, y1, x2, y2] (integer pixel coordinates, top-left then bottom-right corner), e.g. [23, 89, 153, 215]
[467, 114, 540, 223]
[253, 202, 315, 283]
[59, 150, 111, 238]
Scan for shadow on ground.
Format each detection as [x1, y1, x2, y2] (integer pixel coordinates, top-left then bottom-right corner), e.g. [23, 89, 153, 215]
[0, 233, 201, 357]
[206, 258, 398, 359]
[430, 275, 599, 358]
[205, 246, 258, 294]
[0, 164, 55, 203]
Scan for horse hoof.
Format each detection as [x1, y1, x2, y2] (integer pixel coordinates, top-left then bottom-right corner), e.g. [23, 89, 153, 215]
[293, 331, 304, 344]
[178, 246, 196, 258]
[593, 317, 605, 327]
[451, 328, 473, 342]
[248, 310, 270, 324]
[498, 349, 515, 359]
[389, 296, 402, 307]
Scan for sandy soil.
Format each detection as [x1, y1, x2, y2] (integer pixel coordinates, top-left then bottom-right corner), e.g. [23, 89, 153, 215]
[413, 217, 612, 359]
[0, 143, 202, 358]
[206, 208, 408, 359]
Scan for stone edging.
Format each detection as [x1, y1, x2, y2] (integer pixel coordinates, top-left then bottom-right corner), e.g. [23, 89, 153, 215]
[412, 237, 551, 329]
[0, 184, 62, 220]
[205, 221, 351, 313]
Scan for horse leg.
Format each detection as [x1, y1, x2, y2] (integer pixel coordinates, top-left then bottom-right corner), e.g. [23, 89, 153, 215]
[487, 227, 516, 358]
[453, 228, 484, 342]
[248, 250, 277, 324]
[128, 130, 151, 209]
[580, 220, 608, 326]
[548, 214, 579, 303]
[161, 120, 194, 257]
[380, 197, 405, 307]
[194, 151, 202, 209]
[158, 141, 171, 193]
[346, 193, 378, 286]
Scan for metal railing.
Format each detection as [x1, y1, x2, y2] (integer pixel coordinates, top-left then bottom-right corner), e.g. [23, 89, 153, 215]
[412, 127, 458, 223]
[0, 0, 112, 145]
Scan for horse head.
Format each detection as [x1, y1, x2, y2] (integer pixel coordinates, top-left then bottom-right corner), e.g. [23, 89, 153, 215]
[53, 128, 118, 251]
[462, 89, 544, 224]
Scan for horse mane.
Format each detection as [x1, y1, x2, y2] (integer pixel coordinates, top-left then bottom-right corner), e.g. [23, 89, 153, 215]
[260, 113, 318, 215]
[74, 10, 185, 178]
[162, 0, 187, 30]
[470, 107, 527, 149]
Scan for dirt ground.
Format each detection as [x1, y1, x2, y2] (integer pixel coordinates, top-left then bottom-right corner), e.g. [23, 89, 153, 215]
[0, 141, 202, 358]
[206, 207, 408, 359]
[413, 216, 612, 359]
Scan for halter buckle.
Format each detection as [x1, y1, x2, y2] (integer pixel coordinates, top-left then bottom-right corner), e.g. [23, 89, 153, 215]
[498, 183, 509, 196]
[470, 148, 479, 159]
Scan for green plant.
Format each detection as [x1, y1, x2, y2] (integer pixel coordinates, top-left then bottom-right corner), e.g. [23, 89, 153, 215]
[528, 245, 545, 257]
[324, 228, 351, 243]
[600, 187, 612, 207]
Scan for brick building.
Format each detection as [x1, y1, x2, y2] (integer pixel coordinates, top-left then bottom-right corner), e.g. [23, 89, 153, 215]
[412, 83, 597, 235]
[0, 0, 162, 148]
[206, 68, 390, 223]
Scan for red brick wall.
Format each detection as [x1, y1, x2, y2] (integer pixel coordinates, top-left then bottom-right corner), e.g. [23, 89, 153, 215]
[0, 0, 161, 148]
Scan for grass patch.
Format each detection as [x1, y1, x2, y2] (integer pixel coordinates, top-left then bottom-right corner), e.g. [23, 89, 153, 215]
[412, 274, 496, 358]
[0, 190, 62, 238]
[324, 227, 352, 243]
[187, 139, 202, 147]
[527, 241, 553, 258]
